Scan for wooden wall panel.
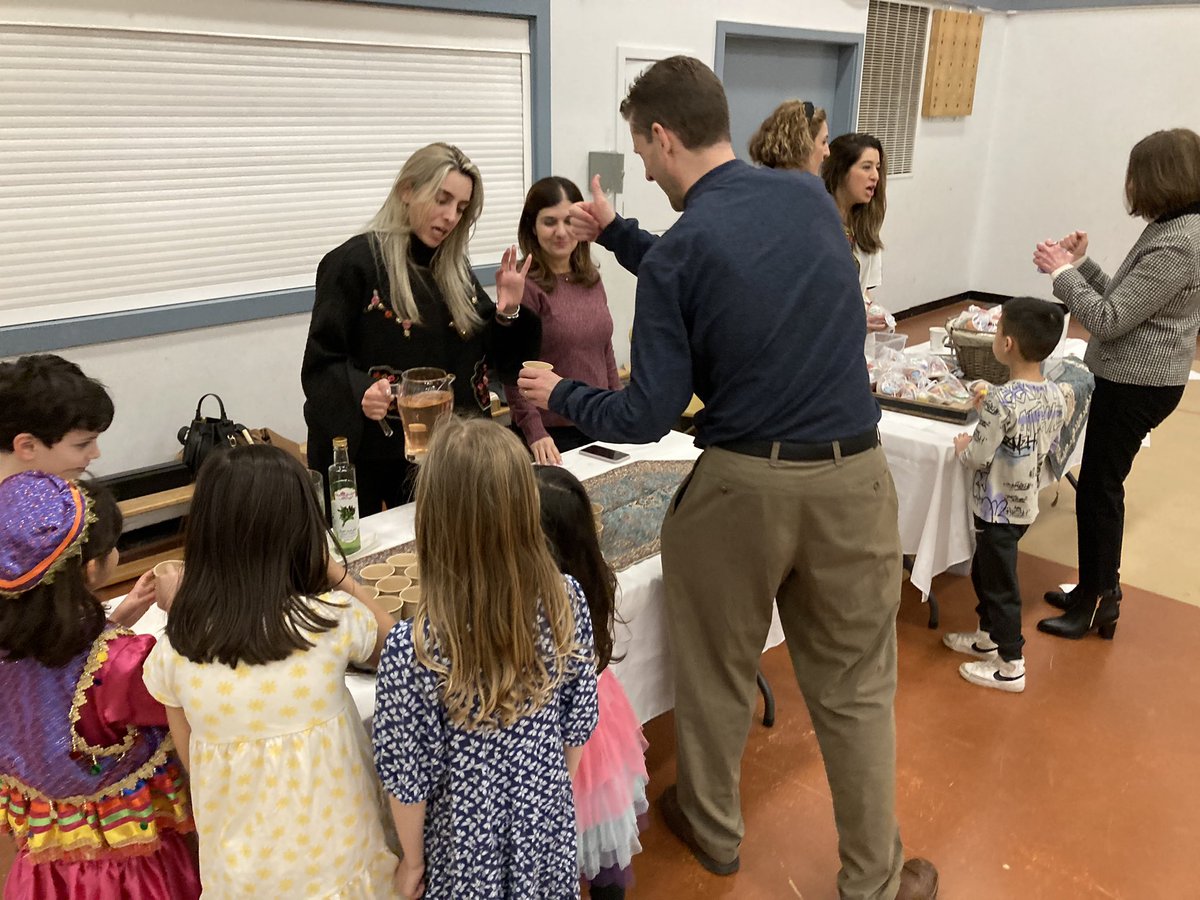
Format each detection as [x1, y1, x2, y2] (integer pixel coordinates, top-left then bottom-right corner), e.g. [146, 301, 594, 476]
[922, 10, 984, 118]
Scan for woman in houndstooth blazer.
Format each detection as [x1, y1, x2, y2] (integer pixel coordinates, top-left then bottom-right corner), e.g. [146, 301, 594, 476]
[1032, 128, 1200, 640]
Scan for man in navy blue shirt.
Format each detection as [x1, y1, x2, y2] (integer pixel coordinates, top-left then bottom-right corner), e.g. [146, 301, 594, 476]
[519, 57, 937, 900]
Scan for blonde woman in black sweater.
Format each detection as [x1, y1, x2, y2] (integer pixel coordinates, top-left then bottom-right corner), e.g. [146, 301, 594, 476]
[302, 143, 539, 513]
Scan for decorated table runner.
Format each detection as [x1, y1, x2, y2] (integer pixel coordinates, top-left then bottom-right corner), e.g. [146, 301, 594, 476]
[349, 460, 694, 577]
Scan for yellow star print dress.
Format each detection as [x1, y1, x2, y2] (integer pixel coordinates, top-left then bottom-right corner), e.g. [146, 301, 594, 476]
[142, 592, 398, 898]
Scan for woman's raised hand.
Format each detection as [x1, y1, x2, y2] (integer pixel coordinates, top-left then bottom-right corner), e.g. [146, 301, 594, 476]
[361, 379, 392, 421]
[495, 245, 533, 315]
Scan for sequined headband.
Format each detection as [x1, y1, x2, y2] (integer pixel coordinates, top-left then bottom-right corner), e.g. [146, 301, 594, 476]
[0, 471, 92, 598]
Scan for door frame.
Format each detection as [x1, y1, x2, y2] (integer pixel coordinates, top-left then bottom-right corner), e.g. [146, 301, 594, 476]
[714, 21, 865, 139]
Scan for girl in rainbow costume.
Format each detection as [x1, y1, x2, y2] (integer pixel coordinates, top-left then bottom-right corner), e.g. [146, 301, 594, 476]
[0, 472, 199, 898]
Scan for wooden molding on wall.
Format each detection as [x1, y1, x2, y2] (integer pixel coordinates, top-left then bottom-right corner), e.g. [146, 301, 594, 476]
[922, 10, 984, 118]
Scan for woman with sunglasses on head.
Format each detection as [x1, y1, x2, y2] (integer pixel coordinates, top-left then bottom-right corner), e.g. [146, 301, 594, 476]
[749, 108, 890, 333]
[748, 98, 829, 179]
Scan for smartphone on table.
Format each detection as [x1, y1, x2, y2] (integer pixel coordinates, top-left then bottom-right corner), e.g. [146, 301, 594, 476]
[578, 444, 631, 463]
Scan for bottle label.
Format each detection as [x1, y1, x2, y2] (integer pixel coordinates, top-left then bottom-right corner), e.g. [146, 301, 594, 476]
[331, 487, 360, 545]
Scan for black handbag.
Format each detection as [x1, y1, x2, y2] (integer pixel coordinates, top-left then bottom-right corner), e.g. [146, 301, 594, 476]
[177, 393, 251, 477]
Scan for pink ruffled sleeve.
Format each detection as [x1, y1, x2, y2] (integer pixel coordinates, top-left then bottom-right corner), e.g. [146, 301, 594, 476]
[76, 633, 169, 747]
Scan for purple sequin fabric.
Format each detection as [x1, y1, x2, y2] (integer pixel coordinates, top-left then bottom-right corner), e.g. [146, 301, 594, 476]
[0, 471, 87, 596]
[0, 633, 163, 798]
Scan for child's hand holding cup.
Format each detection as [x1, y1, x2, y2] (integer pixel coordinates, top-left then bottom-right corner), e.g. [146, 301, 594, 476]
[152, 559, 185, 612]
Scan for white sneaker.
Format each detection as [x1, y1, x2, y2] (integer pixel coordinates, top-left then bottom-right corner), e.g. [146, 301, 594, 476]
[942, 629, 998, 659]
[960, 657, 1026, 693]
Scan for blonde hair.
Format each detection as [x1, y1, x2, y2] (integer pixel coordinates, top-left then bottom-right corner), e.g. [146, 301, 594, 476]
[366, 143, 484, 334]
[411, 417, 583, 729]
[748, 99, 827, 170]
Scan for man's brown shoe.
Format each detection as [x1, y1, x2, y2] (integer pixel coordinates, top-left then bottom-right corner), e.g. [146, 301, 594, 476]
[896, 857, 939, 899]
[657, 785, 740, 876]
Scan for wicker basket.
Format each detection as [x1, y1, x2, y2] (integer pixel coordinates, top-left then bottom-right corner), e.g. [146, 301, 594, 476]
[947, 318, 1009, 384]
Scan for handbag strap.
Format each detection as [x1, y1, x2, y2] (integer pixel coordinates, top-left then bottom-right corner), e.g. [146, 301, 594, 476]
[193, 393, 228, 421]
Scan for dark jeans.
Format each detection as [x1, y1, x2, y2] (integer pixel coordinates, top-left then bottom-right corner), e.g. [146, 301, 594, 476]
[972, 516, 1029, 661]
[1075, 377, 1185, 593]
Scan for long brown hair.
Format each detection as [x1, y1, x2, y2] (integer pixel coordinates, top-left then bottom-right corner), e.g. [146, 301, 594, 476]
[365, 143, 485, 333]
[748, 99, 827, 170]
[412, 417, 583, 729]
[823, 132, 887, 254]
[517, 177, 600, 293]
[166, 444, 341, 667]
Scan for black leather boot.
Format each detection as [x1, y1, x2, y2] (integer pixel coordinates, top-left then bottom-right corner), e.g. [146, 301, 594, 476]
[1044, 583, 1091, 611]
[1037, 588, 1122, 639]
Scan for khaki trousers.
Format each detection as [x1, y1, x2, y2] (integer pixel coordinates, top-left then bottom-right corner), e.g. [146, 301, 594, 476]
[660, 444, 904, 900]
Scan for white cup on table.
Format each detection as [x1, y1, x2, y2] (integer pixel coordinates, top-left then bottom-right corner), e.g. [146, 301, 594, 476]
[928, 326, 949, 353]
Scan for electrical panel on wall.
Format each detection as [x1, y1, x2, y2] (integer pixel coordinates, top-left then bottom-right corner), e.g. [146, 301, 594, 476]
[921, 10, 984, 118]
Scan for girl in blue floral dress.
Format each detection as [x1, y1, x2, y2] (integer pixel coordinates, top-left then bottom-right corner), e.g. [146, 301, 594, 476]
[373, 418, 599, 899]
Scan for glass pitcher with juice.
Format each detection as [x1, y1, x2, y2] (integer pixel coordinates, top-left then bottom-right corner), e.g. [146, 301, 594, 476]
[393, 367, 455, 462]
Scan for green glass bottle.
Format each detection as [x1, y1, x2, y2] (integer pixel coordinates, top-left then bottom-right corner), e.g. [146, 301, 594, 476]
[328, 436, 361, 554]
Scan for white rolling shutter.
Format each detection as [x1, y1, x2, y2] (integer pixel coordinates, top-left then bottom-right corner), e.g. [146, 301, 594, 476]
[858, 1, 929, 176]
[0, 1, 532, 328]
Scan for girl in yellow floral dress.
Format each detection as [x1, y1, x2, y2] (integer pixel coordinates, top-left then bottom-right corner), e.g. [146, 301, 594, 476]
[142, 445, 399, 898]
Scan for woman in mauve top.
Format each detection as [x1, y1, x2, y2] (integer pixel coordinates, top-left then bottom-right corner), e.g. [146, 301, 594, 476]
[506, 177, 622, 465]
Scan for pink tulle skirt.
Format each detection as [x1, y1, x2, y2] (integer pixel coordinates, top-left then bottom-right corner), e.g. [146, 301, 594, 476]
[4, 830, 200, 900]
[574, 669, 649, 884]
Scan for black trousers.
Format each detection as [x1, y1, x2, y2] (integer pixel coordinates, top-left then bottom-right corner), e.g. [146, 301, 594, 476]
[972, 516, 1029, 661]
[1075, 377, 1185, 593]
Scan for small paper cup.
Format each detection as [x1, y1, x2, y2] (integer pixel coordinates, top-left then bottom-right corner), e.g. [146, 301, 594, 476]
[404, 564, 421, 581]
[386, 552, 418, 569]
[151, 559, 185, 612]
[376, 575, 412, 595]
[400, 585, 421, 604]
[360, 586, 380, 601]
[359, 563, 395, 582]
[381, 595, 404, 615]
[153, 559, 184, 579]
[523, 360, 554, 371]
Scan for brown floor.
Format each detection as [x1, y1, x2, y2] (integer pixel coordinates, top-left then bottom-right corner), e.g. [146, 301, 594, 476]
[632, 560, 1200, 899]
[5, 301, 1198, 896]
